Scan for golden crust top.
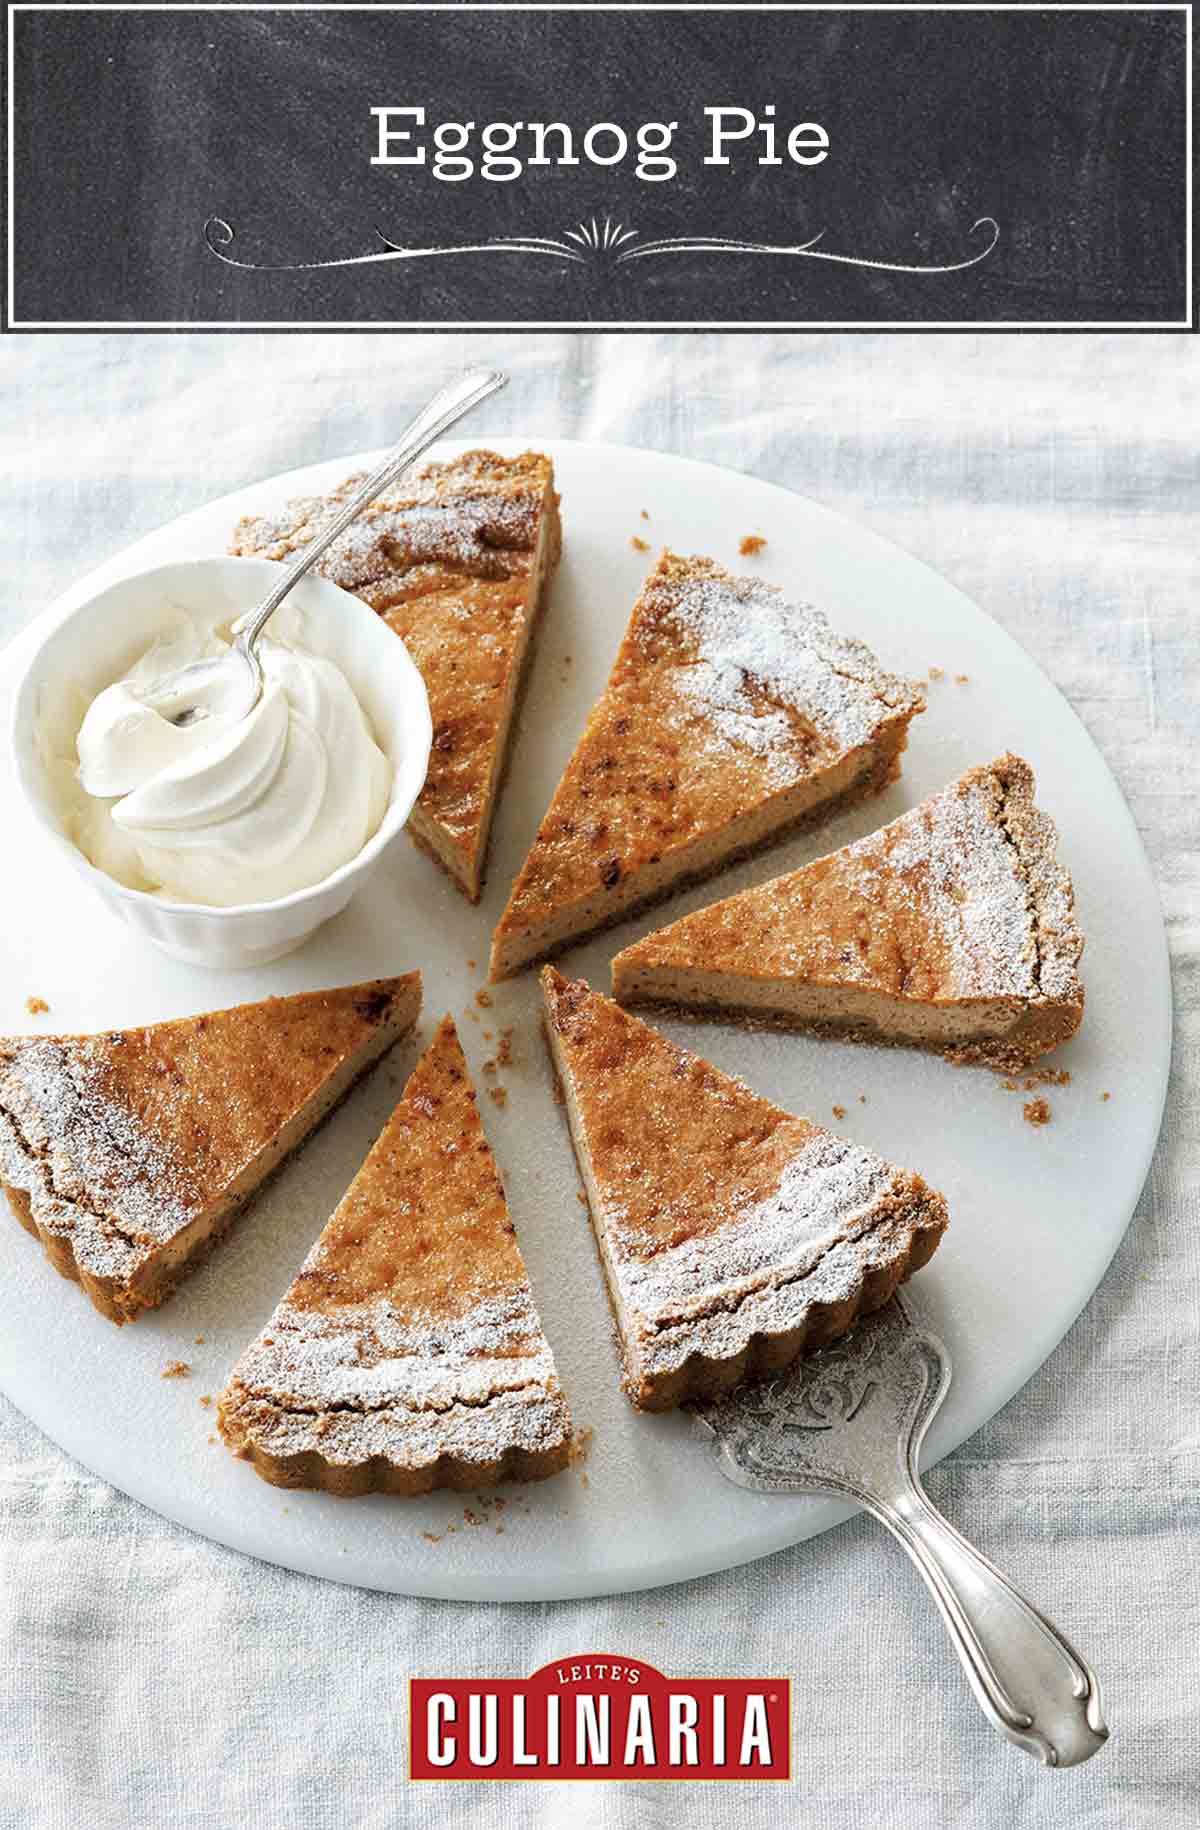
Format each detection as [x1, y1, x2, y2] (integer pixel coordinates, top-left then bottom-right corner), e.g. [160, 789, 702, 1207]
[286, 1015, 531, 1326]
[615, 753, 1084, 1012]
[543, 966, 943, 1271]
[0, 977, 420, 1298]
[232, 450, 561, 885]
[542, 969, 947, 1401]
[495, 550, 923, 938]
[218, 1015, 572, 1489]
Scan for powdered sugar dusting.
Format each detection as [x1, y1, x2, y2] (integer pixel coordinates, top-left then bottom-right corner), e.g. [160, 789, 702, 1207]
[882, 776, 1039, 998]
[997, 775, 1085, 1001]
[235, 1286, 556, 1410]
[617, 1130, 897, 1310]
[0, 1041, 193, 1283]
[233, 456, 544, 588]
[671, 660, 804, 788]
[224, 1286, 570, 1467]
[607, 1129, 918, 1376]
[638, 1210, 925, 1378]
[624, 755, 1083, 1034]
[643, 563, 923, 770]
[827, 761, 1080, 1003]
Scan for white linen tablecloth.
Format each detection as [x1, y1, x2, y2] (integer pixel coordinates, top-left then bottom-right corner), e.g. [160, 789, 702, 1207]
[0, 332, 1196, 1828]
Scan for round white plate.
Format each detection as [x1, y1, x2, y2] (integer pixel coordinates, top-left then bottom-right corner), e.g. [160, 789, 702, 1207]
[0, 439, 1170, 1601]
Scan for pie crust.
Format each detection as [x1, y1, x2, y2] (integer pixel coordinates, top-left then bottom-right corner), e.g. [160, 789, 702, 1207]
[219, 1016, 572, 1495]
[0, 977, 421, 1324]
[491, 551, 924, 979]
[612, 754, 1085, 1070]
[232, 449, 561, 901]
[541, 968, 947, 1411]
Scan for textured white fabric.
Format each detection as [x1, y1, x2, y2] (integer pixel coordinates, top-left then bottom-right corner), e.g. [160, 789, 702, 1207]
[0, 333, 1196, 1828]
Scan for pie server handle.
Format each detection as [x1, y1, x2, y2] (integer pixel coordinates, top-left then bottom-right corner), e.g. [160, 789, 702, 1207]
[691, 1296, 1109, 1767]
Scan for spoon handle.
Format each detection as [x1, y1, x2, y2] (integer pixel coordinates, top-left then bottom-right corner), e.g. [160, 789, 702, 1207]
[236, 367, 508, 649]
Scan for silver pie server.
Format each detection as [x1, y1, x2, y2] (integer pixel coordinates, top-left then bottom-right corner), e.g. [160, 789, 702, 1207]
[137, 366, 508, 729]
[690, 1293, 1108, 1767]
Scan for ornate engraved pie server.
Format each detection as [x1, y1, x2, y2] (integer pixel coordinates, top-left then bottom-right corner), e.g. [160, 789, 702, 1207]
[690, 1294, 1108, 1767]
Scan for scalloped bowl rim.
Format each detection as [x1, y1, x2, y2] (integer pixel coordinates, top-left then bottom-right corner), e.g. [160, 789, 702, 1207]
[9, 554, 433, 920]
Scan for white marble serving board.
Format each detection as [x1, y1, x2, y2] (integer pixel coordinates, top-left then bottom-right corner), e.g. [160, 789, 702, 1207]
[0, 438, 1170, 1600]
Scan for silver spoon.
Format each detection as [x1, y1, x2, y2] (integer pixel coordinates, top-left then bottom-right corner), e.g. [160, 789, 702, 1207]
[693, 1294, 1108, 1767]
[140, 367, 508, 729]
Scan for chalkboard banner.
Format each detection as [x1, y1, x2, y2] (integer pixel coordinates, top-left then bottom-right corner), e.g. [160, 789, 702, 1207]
[6, 4, 1193, 329]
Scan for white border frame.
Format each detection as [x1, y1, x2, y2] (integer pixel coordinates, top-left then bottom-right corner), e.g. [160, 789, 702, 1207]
[6, 2, 1195, 330]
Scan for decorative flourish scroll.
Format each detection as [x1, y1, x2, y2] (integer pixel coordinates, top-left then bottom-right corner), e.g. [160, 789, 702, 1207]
[203, 213, 1000, 279]
[736, 1325, 885, 1436]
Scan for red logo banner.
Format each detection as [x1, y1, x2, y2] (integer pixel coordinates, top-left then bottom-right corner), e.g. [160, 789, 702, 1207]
[410, 1654, 791, 1781]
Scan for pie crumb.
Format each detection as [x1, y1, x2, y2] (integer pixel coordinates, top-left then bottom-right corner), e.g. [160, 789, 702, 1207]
[570, 1425, 594, 1468]
[422, 1530, 441, 1545]
[198, 1395, 212, 1409]
[1023, 1098, 1052, 1127]
[162, 1360, 191, 1379]
[738, 534, 767, 557]
[631, 535, 650, 553]
[497, 1028, 514, 1066]
[640, 509, 650, 521]
[1102, 1091, 1111, 1102]
[24, 996, 50, 1017]
[928, 666, 945, 682]
[466, 959, 477, 971]
[194, 1334, 205, 1345]
[476, 989, 493, 1009]
[832, 1104, 847, 1121]
[482, 1059, 497, 1076]
[488, 1086, 508, 1109]
[955, 673, 970, 685]
[858, 1094, 867, 1104]
[1003, 1068, 1070, 1093]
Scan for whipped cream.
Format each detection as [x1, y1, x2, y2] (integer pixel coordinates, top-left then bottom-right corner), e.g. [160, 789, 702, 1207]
[65, 608, 393, 906]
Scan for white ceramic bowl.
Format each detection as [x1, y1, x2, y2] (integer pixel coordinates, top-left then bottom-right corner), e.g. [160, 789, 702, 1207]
[10, 557, 432, 968]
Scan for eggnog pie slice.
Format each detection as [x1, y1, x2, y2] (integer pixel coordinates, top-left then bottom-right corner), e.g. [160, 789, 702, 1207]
[0, 977, 421, 1325]
[541, 969, 947, 1412]
[490, 552, 924, 979]
[613, 755, 1085, 1071]
[232, 449, 561, 901]
[219, 1017, 572, 1496]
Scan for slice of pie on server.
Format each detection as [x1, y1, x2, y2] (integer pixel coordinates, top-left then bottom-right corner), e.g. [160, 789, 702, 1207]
[0, 977, 421, 1324]
[232, 448, 561, 902]
[219, 1016, 572, 1495]
[541, 968, 947, 1412]
[490, 551, 924, 979]
[612, 755, 1085, 1071]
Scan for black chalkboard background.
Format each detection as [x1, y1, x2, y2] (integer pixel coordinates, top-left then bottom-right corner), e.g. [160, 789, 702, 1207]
[7, 5, 1191, 327]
